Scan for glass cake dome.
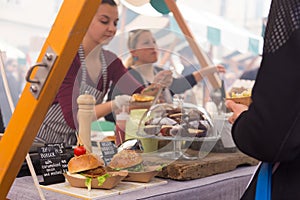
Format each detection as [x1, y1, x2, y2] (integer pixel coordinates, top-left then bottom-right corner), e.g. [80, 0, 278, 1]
[135, 102, 221, 159]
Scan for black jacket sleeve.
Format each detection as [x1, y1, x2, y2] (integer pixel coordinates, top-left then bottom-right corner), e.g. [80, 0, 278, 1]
[232, 29, 300, 163]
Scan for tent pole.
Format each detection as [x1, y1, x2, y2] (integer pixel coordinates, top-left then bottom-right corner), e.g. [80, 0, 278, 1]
[164, 0, 221, 89]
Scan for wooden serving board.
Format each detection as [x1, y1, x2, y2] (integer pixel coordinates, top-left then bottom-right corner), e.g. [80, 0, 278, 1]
[40, 178, 168, 200]
[144, 151, 258, 181]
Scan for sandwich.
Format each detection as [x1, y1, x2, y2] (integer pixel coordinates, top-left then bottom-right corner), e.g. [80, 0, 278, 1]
[67, 153, 109, 190]
[108, 150, 144, 172]
[108, 150, 165, 183]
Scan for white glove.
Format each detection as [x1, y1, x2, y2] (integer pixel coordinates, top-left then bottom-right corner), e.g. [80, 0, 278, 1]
[153, 70, 173, 88]
[113, 95, 132, 110]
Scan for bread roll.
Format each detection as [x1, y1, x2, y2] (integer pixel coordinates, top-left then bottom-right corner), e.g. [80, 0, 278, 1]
[68, 154, 104, 173]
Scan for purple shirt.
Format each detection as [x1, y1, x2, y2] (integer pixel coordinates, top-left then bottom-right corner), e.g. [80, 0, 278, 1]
[53, 49, 143, 129]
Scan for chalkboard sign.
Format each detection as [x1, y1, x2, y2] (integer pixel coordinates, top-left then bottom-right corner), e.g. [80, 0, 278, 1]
[38, 143, 67, 185]
[99, 141, 117, 165]
[46, 143, 69, 173]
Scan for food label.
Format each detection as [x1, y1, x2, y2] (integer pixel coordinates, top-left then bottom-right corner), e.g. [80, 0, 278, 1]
[38, 143, 67, 185]
[99, 141, 117, 165]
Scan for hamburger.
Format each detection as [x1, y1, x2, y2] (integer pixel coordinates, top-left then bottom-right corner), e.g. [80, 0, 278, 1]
[67, 153, 109, 190]
[108, 150, 165, 183]
[108, 150, 144, 172]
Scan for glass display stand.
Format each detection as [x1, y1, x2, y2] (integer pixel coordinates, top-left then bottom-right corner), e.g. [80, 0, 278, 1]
[136, 102, 220, 160]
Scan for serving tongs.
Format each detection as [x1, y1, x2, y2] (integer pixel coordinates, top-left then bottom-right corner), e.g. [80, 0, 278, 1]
[210, 74, 227, 114]
[138, 87, 163, 129]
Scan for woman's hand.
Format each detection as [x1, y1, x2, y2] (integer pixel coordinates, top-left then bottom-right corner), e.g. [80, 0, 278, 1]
[141, 70, 172, 97]
[141, 83, 160, 96]
[153, 70, 173, 88]
[225, 100, 248, 124]
[113, 95, 132, 110]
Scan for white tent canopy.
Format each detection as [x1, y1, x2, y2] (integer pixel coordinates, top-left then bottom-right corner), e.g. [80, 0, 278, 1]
[0, 39, 25, 59]
[119, 0, 263, 55]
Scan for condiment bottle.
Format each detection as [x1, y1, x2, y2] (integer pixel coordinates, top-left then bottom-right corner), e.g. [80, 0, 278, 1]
[115, 105, 129, 146]
[77, 92, 96, 153]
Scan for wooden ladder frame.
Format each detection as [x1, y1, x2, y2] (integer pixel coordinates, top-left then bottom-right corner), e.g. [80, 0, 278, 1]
[0, 1, 101, 198]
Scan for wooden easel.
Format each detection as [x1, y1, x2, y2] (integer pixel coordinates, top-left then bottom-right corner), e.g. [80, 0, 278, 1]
[0, 1, 101, 198]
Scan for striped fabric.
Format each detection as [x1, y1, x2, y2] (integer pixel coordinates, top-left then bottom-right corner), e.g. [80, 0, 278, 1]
[36, 84, 103, 147]
[35, 46, 107, 146]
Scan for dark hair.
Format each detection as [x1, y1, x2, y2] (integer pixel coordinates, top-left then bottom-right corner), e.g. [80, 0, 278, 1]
[101, 0, 117, 6]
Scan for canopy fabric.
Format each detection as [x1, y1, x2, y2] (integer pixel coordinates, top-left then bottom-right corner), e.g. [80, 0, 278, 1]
[119, 0, 263, 55]
[0, 39, 25, 59]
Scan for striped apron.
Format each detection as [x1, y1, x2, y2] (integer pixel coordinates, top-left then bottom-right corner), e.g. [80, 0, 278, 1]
[36, 46, 107, 147]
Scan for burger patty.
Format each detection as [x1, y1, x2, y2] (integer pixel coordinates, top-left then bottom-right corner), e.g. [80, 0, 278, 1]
[82, 166, 106, 178]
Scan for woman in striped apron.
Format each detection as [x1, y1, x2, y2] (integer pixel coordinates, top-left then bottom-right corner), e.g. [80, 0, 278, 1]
[35, 0, 156, 147]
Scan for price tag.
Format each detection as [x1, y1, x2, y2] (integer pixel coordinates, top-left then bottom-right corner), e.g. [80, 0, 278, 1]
[38, 143, 67, 185]
[99, 141, 117, 165]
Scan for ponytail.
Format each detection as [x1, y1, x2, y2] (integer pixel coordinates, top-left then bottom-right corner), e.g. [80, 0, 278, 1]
[124, 55, 134, 68]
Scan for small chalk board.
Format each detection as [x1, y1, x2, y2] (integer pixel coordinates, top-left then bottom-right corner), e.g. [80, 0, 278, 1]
[38, 143, 68, 185]
[99, 141, 117, 165]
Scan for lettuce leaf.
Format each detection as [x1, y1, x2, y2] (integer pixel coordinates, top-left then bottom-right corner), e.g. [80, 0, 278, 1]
[85, 177, 92, 191]
[97, 174, 110, 186]
[126, 163, 144, 172]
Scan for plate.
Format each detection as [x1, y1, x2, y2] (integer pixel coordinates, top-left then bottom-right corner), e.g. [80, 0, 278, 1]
[64, 171, 128, 189]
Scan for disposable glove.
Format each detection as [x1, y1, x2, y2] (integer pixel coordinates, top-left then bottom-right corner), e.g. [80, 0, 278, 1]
[113, 95, 132, 110]
[153, 70, 173, 88]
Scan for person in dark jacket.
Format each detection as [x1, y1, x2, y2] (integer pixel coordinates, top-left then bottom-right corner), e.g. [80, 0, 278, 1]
[226, 0, 300, 199]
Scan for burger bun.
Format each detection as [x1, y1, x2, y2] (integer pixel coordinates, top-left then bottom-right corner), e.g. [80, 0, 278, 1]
[68, 154, 104, 174]
[108, 150, 143, 170]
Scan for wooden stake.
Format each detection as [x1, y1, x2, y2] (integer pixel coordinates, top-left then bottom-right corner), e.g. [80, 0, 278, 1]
[164, 0, 221, 89]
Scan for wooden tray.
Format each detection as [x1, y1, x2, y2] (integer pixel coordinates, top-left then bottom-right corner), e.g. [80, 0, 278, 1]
[123, 166, 161, 183]
[64, 171, 128, 189]
[142, 151, 258, 181]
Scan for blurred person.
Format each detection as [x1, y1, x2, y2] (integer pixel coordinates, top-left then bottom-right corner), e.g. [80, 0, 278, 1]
[239, 55, 262, 81]
[17, 61, 29, 93]
[0, 58, 20, 126]
[105, 29, 225, 122]
[3, 58, 20, 104]
[35, 0, 171, 147]
[0, 108, 5, 133]
[225, 0, 300, 199]
[178, 46, 201, 76]
[178, 46, 205, 105]
[240, 67, 259, 80]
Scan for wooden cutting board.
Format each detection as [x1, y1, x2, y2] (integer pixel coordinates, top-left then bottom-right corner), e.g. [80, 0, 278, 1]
[144, 151, 258, 181]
